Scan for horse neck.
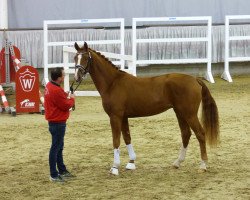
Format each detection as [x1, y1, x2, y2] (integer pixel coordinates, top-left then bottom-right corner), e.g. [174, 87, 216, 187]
[89, 50, 120, 95]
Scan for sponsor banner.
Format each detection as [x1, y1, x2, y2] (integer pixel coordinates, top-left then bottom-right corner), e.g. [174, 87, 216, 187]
[16, 66, 40, 113]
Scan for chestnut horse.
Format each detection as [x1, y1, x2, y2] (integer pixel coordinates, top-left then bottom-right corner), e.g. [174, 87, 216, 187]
[73, 42, 219, 175]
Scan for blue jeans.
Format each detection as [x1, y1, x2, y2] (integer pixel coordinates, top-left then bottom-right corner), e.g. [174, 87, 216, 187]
[49, 122, 67, 178]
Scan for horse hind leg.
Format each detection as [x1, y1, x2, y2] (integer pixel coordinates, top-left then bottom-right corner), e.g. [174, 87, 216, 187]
[122, 117, 136, 170]
[173, 114, 192, 169]
[187, 116, 208, 172]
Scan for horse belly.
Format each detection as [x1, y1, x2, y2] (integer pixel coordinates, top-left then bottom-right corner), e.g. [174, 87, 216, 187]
[125, 97, 172, 118]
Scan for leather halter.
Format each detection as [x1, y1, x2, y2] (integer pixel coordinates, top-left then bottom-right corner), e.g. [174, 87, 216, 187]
[75, 51, 92, 77]
[70, 51, 92, 92]
[69, 51, 92, 110]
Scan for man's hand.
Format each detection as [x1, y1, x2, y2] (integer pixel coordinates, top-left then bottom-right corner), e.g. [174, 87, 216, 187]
[70, 93, 75, 99]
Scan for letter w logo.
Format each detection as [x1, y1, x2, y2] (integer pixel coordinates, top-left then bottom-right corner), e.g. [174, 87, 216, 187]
[19, 75, 35, 92]
[22, 79, 32, 89]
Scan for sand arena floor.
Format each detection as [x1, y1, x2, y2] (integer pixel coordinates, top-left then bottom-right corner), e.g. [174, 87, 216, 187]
[0, 76, 249, 200]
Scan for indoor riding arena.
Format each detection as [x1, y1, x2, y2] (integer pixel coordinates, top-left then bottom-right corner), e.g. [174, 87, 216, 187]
[0, 1, 249, 200]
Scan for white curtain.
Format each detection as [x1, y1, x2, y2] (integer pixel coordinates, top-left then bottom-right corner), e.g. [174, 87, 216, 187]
[1, 24, 250, 68]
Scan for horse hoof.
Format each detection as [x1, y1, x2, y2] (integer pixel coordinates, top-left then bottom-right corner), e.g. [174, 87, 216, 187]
[110, 167, 119, 175]
[172, 160, 180, 169]
[198, 168, 207, 173]
[172, 165, 179, 169]
[126, 163, 136, 170]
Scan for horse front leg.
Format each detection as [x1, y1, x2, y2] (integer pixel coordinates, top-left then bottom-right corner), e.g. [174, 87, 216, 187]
[122, 117, 136, 170]
[109, 115, 122, 175]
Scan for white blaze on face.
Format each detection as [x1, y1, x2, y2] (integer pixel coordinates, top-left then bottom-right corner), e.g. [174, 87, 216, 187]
[75, 54, 82, 80]
[77, 54, 82, 66]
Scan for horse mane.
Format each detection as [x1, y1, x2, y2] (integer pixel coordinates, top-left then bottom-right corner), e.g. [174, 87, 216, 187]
[89, 49, 125, 73]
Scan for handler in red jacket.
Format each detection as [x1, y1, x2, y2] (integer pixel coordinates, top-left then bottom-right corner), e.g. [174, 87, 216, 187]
[44, 67, 75, 183]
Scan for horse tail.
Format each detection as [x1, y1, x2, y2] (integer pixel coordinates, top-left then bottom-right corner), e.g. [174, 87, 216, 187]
[197, 78, 220, 147]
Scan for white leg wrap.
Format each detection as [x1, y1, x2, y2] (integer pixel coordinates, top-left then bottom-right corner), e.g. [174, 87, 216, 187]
[178, 146, 187, 162]
[113, 148, 120, 168]
[173, 145, 187, 168]
[199, 160, 207, 171]
[126, 144, 136, 161]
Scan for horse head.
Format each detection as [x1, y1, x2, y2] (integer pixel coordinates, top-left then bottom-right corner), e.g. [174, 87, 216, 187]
[74, 42, 92, 82]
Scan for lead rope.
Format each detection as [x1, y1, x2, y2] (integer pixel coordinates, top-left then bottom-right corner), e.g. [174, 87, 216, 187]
[69, 79, 83, 111]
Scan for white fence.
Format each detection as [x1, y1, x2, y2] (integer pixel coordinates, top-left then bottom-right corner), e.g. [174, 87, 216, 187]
[223, 15, 250, 82]
[43, 16, 250, 93]
[43, 18, 125, 84]
[132, 16, 214, 83]
[63, 46, 133, 96]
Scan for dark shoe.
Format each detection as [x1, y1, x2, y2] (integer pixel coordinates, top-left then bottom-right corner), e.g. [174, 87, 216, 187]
[50, 175, 65, 183]
[59, 170, 76, 178]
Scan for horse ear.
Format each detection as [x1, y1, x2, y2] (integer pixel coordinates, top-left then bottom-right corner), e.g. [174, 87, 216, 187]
[74, 42, 80, 51]
[84, 42, 88, 50]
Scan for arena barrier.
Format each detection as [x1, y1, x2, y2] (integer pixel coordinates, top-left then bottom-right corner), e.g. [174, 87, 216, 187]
[43, 18, 127, 86]
[10, 50, 44, 105]
[0, 31, 21, 116]
[0, 31, 44, 115]
[223, 15, 250, 82]
[10, 43, 43, 114]
[0, 85, 9, 112]
[63, 46, 133, 96]
[132, 16, 214, 83]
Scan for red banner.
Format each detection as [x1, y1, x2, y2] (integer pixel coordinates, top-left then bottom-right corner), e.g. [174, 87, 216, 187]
[15, 66, 40, 113]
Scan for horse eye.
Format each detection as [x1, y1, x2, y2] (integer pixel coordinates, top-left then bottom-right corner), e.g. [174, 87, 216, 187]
[79, 67, 84, 72]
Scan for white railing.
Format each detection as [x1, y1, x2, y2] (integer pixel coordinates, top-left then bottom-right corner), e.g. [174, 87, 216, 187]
[223, 15, 250, 82]
[63, 46, 133, 96]
[132, 16, 214, 83]
[43, 18, 125, 84]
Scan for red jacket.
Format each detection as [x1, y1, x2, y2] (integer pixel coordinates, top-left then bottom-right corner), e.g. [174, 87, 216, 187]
[44, 81, 75, 123]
